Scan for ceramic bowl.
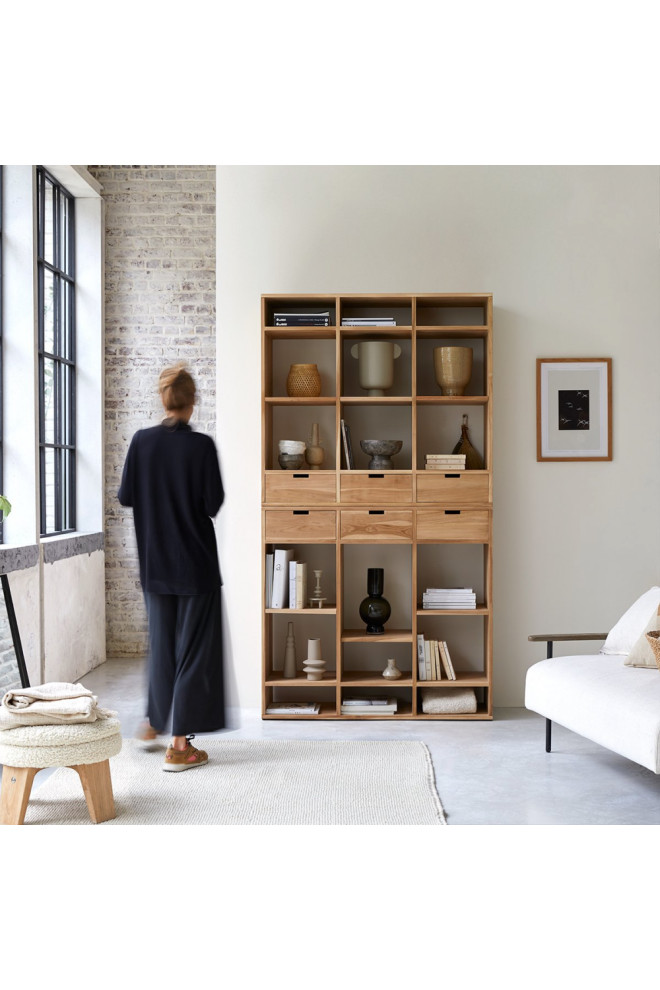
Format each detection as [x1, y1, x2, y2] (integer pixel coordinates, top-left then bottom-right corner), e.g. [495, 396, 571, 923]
[278, 452, 305, 470]
[359, 440, 403, 470]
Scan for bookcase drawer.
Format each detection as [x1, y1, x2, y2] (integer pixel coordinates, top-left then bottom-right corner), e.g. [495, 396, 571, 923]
[340, 510, 413, 542]
[416, 471, 491, 506]
[416, 509, 490, 542]
[264, 509, 337, 542]
[265, 471, 336, 505]
[340, 473, 413, 505]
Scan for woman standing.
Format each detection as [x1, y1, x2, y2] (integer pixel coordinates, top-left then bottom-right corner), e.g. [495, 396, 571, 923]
[118, 364, 225, 771]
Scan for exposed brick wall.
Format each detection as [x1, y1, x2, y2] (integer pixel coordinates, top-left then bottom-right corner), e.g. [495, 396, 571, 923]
[88, 166, 216, 657]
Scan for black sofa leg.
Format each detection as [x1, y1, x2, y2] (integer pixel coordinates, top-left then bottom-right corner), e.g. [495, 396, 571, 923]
[545, 718, 552, 753]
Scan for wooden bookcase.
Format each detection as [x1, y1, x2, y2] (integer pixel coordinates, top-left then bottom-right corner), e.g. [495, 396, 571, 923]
[262, 293, 493, 719]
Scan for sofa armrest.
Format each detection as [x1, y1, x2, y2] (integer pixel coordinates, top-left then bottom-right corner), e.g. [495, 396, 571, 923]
[528, 633, 608, 659]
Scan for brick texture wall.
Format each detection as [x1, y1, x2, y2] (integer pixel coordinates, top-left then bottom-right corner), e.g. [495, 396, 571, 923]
[89, 165, 216, 657]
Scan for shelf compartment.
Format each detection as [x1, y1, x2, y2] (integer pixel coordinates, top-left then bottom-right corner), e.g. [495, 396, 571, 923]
[416, 615, 488, 677]
[414, 296, 489, 327]
[340, 472, 413, 505]
[417, 509, 490, 542]
[265, 509, 336, 542]
[265, 336, 336, 397]
[263, 296, 337, 327]
[267, 610, 336, 680]
[341, 334, 412, 398]
[416, 404, 486, 471]
[416, 471, 491, 506]
[268, 405, 337, 470]
[264, 472, 337, 506]
[339, 296, 413, 327]
[340, 509, 413, 542]
[416, 335, 486, 398]
[340, 402, 412, 470]
[417, 543, 488, 610]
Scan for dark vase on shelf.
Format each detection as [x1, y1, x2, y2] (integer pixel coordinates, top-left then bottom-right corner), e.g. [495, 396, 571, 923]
[359, 568, 391, 635]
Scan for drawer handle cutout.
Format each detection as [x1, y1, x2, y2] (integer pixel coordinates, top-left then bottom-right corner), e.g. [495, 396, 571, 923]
[445, 510, 461, 515]
[369, 510, 385, 515]
[368, 474, 385, 479]
[293, 510, 309, 516]
[445, 473, 461, 479]
[292, 473, 309, 479]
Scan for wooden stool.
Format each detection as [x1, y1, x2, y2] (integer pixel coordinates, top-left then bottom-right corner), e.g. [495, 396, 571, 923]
[0, 717, 122, 825]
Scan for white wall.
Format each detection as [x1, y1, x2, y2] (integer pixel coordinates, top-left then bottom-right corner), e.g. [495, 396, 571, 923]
[217, 165, 660, 707]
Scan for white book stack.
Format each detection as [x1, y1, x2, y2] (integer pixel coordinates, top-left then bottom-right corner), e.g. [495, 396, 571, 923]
[340, 317, 396, 326]
[424, 454, 466, 470]
[422, 587, 477, 610]
[340, 697, 398, 715]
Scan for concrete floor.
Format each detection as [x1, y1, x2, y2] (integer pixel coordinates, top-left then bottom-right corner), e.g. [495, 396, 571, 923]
[61, 656, 660, 825]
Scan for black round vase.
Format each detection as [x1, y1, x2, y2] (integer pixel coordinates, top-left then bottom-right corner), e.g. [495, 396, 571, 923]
[359, 568, 391, 635]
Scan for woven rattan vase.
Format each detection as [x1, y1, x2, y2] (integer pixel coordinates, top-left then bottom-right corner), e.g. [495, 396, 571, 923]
[287, 363, 321, 397]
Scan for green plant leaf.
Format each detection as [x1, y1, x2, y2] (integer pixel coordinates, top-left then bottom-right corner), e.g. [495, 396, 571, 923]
[0, 496, 12, 518]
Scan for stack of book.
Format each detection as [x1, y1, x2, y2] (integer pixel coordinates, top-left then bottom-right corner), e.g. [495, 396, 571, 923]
[266, 702, 320, 715]
[416, 634, 457, 680]
[424, 453, 466, 470]
[340, 317, 396, 326]
[266, 548, 308, 608]
[273, 311, 330, 326]
[422, 588, 477, 610]
[340, 697, 398, 715]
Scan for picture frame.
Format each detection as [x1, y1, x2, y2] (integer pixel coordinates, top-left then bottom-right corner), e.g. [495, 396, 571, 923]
[536, 358, 612, 461]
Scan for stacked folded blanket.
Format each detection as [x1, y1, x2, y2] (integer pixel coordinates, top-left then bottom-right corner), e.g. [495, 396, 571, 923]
[0, 682, 116, 731]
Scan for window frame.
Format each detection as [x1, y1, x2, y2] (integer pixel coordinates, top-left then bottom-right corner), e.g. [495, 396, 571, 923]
[36, 165, 76, 537]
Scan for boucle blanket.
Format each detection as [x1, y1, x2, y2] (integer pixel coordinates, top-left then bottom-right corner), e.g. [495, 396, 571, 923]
[421, 687, 478, 714]
[0, 682, 116, 731]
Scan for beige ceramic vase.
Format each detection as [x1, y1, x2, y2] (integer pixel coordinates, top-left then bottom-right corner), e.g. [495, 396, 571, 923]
[350, 341, 402, 396]
[433, 346, 473, 396]
[305, 422, 324, 470]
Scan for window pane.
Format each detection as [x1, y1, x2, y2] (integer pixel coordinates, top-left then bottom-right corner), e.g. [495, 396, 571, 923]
[44, 178, 54, 266]
[60, 194, 73, 277]
[43, 269, 55, 354]
[44, 447, 55, 535]
[63, 363, 73, 444]
[61, 279, 74, 361]
[43, 358, 55, 444]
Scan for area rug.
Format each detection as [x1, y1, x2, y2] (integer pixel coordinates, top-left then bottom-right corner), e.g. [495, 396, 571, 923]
[25, 738, 446, 825]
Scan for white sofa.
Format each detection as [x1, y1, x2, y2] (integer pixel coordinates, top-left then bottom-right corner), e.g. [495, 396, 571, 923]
[525, 588, 660, 774]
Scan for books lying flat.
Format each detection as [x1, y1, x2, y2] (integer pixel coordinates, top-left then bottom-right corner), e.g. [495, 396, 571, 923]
[422, 587, 477, 609]
[340, 697, 398, 714]
[266, 703, 320, 715]
[425, 454, 466, 470]
[340, 317, 397, 326]
[274, 312, 330, 326]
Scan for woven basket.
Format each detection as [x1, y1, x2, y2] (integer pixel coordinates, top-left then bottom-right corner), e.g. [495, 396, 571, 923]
[645, 630, 660, 670]
[286, 363, 321, 397]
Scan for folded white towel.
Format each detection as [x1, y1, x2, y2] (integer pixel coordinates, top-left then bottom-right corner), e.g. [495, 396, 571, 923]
[421, 687, 477, 714]
[0, 681, 116, 731]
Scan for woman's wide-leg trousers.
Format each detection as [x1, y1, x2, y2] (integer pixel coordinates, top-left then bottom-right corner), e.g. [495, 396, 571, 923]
[145, 588, 225, 736]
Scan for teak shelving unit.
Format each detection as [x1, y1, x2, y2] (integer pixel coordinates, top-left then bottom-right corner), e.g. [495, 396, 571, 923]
[262, 293, 493, 719]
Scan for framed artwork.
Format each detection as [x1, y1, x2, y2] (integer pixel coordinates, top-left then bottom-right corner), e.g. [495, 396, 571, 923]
[536, 358, 612, 461]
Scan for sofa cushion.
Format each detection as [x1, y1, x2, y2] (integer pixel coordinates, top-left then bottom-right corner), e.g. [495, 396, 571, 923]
[525, 654, 660, 773]
[625, 608, 660, 668]
[600, 587, 660, 655]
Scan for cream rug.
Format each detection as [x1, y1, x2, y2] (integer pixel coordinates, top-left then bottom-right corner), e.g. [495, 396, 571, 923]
[26, 738, 446, 825]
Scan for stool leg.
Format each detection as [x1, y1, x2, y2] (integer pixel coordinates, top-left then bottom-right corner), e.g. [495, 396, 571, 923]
[1, 766, 39, 825]
[71, 760, 116, 824]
